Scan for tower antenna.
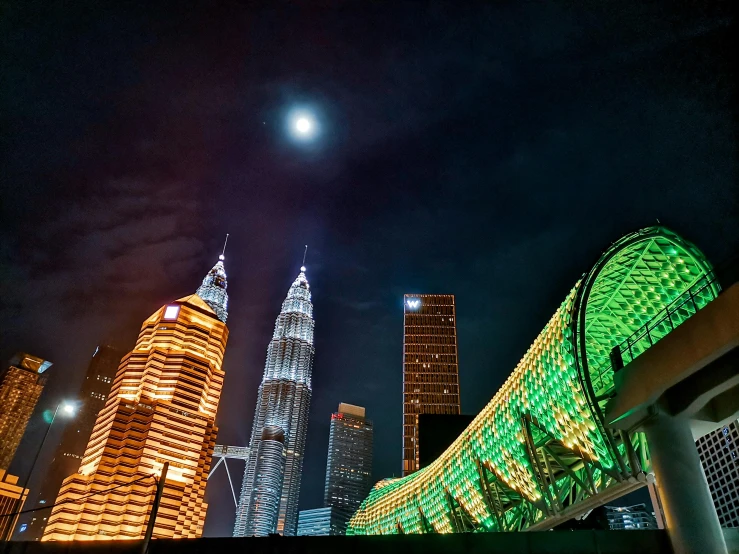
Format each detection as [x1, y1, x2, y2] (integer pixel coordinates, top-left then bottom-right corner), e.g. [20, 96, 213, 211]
[302, 245, 308, 268]
[220, 234, 229, 260]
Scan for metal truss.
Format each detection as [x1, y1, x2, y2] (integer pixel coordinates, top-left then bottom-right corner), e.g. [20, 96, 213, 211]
[208, 445, 249, 507]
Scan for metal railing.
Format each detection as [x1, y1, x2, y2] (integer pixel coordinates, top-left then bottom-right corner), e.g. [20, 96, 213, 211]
[610, 269, 721, 372]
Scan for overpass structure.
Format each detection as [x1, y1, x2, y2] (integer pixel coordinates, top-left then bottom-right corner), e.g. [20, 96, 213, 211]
[348, 227, 734, 551]
[207, 445, 249, 507]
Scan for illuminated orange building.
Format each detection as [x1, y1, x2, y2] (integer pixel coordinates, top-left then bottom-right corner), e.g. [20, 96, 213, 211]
[43, 254, 229, 540]
[402, 294, 460, 476]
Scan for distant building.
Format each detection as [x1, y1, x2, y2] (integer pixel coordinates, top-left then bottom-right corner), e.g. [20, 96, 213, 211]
[417, 414, 474, 469]
[0, 470, 28, 541]
[297, 507, 353, 536]
[22, 345, 124, 541]
[42, 253, 230, 540]
[324, 403, 373, 520]
[402, 294, 460, 476]
[605, 504, 658, 530]
[0, 353, 52, 470]
[696, 420, 739, 527]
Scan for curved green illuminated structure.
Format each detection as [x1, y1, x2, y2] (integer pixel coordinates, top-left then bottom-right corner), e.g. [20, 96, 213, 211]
[348, 227, 719, 534]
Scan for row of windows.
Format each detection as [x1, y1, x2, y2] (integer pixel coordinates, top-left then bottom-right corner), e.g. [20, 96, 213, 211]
[403, 366, 459, 384]
[404, 344, 457, 354]
[404, 384, 458, 394]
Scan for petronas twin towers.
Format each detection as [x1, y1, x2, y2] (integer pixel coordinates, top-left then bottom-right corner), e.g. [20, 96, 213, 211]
[233, 265, 315, 537]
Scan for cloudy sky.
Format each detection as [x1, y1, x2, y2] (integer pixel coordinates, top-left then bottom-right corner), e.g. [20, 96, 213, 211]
[1, 1, 736, 537]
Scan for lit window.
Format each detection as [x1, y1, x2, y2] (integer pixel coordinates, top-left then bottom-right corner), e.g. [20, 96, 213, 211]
[163, 305, 180, 320]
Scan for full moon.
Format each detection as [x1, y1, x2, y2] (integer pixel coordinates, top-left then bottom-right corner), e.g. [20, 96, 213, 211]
[287, 108, 320, 142]
[295, 117, 312, 134]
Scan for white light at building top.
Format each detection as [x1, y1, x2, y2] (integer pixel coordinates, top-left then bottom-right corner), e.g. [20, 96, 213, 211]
[301, 266, 307, 272]
[406, 298, 421, 309]
[164, 305, 180, 320]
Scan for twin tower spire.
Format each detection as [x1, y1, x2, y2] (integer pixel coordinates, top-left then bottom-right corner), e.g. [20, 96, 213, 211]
[196, 237, 314, 536]
[195, 238, 309, 326]
[195, 235, 230, 323]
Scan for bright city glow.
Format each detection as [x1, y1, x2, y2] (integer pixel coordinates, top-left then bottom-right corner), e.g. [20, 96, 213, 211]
[61, 402, 76, 416]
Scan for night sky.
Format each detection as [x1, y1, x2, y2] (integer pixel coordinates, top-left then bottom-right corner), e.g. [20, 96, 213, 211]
[1, 1, 737, 538]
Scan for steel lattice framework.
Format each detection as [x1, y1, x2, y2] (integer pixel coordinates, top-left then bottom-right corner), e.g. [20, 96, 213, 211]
[348, 227, 719, 535]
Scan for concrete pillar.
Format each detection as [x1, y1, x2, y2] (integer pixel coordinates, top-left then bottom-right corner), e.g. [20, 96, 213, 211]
[644, 414, 727, 554]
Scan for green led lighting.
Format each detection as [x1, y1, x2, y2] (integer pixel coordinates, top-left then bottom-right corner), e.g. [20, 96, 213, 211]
[347, 227, 718, 535]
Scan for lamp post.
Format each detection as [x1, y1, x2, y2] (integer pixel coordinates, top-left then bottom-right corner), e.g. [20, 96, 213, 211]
[3, 400, 76, 540]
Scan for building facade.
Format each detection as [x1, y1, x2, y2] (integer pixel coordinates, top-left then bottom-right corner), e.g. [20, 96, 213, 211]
[21, 345, 125, 540]
[234, 266, 315, 537]
[42, 256, 229, 540]
[324, 403, 373, 518]
[696, 419, 739, 527]
[402, 294, 460, 476]
[605, 504, 658, 530]
[297, 507, 352, 536]
[0, 470, 28, 540]
[0, 353, 52, 470]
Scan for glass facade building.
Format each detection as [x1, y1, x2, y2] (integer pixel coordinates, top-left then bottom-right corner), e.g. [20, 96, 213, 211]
[42, 255, 229, 540]
[402, 294, 460, 476]
[234, 267, 315, 537]
[696, 419, 739, 527]
[0, 353, 51, 470]
[297, 507, 353, 536]
[324, 403, 373, 519]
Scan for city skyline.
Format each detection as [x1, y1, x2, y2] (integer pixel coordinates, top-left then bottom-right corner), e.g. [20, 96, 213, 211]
[1, 1, 736, 540]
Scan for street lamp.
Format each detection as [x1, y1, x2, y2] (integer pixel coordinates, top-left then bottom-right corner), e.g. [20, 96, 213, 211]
[5, 400, 77, 540]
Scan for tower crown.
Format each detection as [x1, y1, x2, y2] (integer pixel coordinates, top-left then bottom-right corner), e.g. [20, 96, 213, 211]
[196, 256, 229, 323]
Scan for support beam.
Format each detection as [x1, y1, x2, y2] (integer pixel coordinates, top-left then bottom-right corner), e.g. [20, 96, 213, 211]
[643, 414, 727, 554]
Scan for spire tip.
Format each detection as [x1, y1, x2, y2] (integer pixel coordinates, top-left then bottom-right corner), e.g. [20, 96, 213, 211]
[220, 234, 230, 261]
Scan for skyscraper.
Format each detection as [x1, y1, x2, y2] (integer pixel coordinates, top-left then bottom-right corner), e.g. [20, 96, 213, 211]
[234, 265, 315, 537]
[0, 353, 52, 470]
[402, 294, 460, 476]
[42, 254, 229, 541]
[324, 403, 373, 518]
[696, 419, 739, 527]
[22, 345, 125, 541]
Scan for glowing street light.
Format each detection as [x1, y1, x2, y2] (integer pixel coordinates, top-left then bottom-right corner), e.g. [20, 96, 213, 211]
[8, 400, 77, 538]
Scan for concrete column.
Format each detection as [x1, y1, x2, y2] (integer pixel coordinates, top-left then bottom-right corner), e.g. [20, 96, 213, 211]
[644, 414, 727, 554]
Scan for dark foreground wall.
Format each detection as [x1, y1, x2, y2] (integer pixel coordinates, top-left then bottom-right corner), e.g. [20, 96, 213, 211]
[3, 531, 671, 554]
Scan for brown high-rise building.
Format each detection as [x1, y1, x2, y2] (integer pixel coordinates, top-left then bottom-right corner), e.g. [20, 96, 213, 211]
[0, 353, 52, 470]
[22, 345, 125, 541]
[402, 294, 460, 476]
[0, 470, 28, 540]
[42, 254, 230, 541]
